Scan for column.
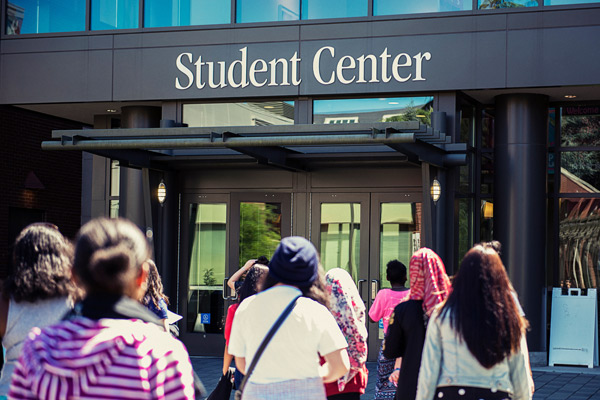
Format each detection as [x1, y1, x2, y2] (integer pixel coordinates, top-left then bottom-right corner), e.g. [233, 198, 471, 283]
[494, 94, 548, 352]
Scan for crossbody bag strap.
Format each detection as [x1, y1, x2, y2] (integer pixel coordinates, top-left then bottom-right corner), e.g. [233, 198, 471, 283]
[238, 295, 301, 393]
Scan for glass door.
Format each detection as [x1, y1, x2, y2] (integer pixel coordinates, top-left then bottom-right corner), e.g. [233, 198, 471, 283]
[310, 192, 422, 361]
[179, 194, 229, 354]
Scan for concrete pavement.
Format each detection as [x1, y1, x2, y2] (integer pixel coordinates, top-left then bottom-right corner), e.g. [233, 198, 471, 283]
[191, 357, 600, 399]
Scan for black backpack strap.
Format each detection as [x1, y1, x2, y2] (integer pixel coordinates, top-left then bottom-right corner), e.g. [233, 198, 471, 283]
[237, 295, 301, 393]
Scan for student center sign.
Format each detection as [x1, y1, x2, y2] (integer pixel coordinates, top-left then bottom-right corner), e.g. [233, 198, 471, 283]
[175, 46, 432, 90]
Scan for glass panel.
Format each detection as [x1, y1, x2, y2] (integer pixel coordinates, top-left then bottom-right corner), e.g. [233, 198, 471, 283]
[239, 202, 282, 267]
[144, 0, 230, 27]
[561, 151, 600, 193]
[187, 203, 227, 334]
[478, 0, 538, 8]
[237, 0, 300, 23]
[183, 101, 295, 127]
[374, 0, 471, 15]
[546, 0, 600, 4]
[92, 0, 139, 30]
[560, 106, 600, 147]
[379, 202, 421, 290]
[481, 154, 494, 195]
[460, 104, 475, 146]
[313, 97, 434, 125]
[6, 0, 85, 35]
[457, 198, 473, 266]
[319, 203, 361, 282]
[459, 155, 473, 194]
[109, 200, 119, 218]
[302, 0, 367, 19]
[110, 160, 120, 197]
[482, 109, 494, 148]
[480, 199, 493, 243]
[559, 198, 600, 289]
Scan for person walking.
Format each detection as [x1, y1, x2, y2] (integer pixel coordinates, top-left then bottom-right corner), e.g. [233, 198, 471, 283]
[228, 236, 350, 400]
[0, 223, 80, 398]
[323, 268, 369, 400]
[141, 259, 170, 332]
[9, 218, 196, 400]
[383, 248, 451, 400]
[368, 260, 410, 399]
[415, 245, 532, 400]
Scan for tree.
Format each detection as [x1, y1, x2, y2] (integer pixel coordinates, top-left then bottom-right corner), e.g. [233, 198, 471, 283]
[239, 202, 281, 267]
[479, 0, 527, 8]
[384, 104, 432, 126]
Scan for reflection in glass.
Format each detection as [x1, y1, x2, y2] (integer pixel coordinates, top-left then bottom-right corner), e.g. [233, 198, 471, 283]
[109, 200, 119, 219]
[481, 155, 494, 195]
[183, 102, 295, 127]
[482, 109, 495, 148]
[379, 203, 421, 289]
[302, 0, 367, 19]
[478, 0, 538, 7]
[239, 202, 282, 267]
[145, 0, 230, 27]
[460, 104, 475, 146]
[110, 160, 120, 197]
[545, 0, 598, 4]
[92, 0, 138, 30]
[560, 106, 600, 147]
[313, 97, 434, 125]
[375, 0, 471, 15]
[480, 200, 493, 242]
[237, 0, 300, 23]
[559, 198, 600, 289]
[188, 203, 227, 334]
[6, 0, 85, 35]
[457, 198, 472, 266]
[320, 203, 361, 282]
[561, 152, 600, 193]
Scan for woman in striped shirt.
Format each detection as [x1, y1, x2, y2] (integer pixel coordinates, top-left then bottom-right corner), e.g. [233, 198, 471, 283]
[9, 218, 195, 400]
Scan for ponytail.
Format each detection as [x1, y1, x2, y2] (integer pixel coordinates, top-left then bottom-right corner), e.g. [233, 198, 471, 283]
[88, 244, 139, 295]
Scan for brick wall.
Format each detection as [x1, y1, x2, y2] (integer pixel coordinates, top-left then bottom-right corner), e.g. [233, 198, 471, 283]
[0, 105, 85, 277]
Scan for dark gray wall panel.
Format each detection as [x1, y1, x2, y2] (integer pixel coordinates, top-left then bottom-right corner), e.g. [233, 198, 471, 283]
[507, 26, 600, 88]
[0, 50, 113, 103]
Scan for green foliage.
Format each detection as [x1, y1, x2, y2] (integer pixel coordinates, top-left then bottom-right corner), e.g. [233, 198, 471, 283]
[561, 114, 600, 190]
[203, 268, 216, 286]
[384, 104, 432, 126]
[479, 0, 526, 8]
[239, 203, 281, 267]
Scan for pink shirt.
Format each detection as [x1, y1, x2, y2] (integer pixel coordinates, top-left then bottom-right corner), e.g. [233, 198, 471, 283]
[368, 288, 410, 334]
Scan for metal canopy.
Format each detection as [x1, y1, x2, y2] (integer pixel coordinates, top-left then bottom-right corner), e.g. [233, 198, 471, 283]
[43, 121, 466, 170]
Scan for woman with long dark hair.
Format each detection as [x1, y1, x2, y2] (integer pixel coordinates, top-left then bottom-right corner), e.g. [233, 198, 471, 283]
[228, 236, 349, 400]
[141, 259, 170, 331]
[9, 218, 195, 400]
[415, 245, 532, 400]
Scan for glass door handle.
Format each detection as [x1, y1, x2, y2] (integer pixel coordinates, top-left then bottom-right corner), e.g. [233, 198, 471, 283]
[222, 278, 238, 300]
[358, 279, 367, 302]
[371, 280, 379, 300]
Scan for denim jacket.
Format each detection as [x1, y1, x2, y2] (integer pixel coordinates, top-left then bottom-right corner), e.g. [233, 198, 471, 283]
[415, 307, 532, 400]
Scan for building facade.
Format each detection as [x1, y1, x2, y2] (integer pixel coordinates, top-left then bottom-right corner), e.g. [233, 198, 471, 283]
[2, 0, 600, 362]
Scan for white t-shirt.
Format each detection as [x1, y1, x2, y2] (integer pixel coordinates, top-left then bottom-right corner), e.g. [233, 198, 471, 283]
[228, 285, 347, 384]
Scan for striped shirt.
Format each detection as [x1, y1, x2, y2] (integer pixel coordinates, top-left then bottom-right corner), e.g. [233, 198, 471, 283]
[8, 317, 195, 400]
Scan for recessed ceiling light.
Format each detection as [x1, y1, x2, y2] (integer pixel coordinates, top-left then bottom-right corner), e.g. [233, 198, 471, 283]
[564, 95, 577, 99]
[389, 102, 399, 105]
[264, 105, 275, 109]
[106, 109, 118, 113]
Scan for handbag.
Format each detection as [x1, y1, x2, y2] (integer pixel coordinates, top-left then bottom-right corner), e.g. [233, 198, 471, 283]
[234, 295, 301, 400]
[206, 369, 233, 400]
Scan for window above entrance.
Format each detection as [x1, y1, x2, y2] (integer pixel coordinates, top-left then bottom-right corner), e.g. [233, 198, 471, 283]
[183, 101, 294, 127]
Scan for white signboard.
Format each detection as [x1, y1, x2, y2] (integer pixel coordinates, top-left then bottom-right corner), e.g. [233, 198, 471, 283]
[549, 288, 598, 368]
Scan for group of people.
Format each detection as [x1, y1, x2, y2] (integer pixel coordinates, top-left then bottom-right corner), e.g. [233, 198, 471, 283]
[0, 216, 534, 400]
[222, 239, 533, 400]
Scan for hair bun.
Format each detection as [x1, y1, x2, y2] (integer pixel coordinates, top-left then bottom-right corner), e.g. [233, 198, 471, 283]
[88, 245, 135, 293]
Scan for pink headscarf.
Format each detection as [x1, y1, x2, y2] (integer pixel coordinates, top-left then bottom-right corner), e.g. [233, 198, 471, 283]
[409, 248, 451, 317]
[325, 268, 368, 391]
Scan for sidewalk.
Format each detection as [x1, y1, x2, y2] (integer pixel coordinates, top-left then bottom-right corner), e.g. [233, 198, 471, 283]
[192, 357, 600, 399]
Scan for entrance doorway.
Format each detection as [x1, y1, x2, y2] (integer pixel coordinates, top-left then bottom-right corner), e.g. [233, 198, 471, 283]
[178, 190, 422, 360]
[311, 192, 422, 359]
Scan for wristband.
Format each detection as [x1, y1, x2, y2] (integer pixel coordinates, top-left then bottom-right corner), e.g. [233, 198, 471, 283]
[393, 368, 400, 371]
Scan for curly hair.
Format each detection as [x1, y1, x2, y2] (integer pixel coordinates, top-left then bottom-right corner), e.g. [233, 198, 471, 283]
[142, 259, 169, 309]
[5, 223, 79, 303]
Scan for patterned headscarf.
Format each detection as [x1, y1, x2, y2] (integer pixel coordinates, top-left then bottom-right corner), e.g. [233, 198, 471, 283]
[325, 268, 368, 391]
[409, 248, 451, 317]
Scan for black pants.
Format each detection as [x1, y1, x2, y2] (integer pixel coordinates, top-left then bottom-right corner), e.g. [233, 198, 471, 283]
[435, 386, 511, 400]
[327, 392, 360, 400]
